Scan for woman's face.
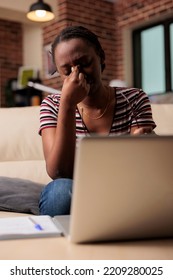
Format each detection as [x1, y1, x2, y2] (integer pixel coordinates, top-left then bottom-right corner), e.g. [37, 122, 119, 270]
[54, 38, 103, 93]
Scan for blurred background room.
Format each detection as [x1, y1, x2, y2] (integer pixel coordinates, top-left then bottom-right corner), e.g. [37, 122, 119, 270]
[0, 0, 173, 107]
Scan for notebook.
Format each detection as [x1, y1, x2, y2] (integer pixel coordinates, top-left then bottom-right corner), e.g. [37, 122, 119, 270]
[55, 135, 173, 243]
[0, 215, 63, 240]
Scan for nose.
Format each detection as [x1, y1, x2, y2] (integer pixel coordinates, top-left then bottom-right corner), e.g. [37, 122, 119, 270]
[71, 65, 85, 75]
[71, 65, 87, 79]
[76, 65, 86, 75]
[71, 64, 81, 71]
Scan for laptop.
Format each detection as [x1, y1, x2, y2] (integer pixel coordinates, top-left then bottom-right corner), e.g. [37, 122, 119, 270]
[55, 135, 173, 243]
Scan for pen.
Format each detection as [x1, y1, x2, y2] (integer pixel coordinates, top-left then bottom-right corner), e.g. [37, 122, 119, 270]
[28, 216, 43, 231]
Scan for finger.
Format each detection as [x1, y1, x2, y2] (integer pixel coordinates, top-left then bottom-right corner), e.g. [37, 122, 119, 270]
[132, 128, 143, 135]
[70, 66, 80, 80]
[78, 73, 90, 94]
[142, 127, 153, 134]
[132, 127, 152, 135]
[78, 72, 85, 81]
[71, 66, 80, 74]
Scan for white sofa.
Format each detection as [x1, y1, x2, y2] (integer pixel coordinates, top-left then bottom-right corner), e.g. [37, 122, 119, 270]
[0, 104, 172, 216]
[0, 106, 51, 216]
[0, 106, 51, 185]
[1, 104, 173, 183]
[151, 104, 173, 135]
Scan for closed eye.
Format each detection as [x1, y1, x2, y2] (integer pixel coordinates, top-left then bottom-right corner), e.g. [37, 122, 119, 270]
[62, 59, 92, 76]
[62, 67, 71, 76]
[80, 60, 92, 68]
[64, 71, 71, 76]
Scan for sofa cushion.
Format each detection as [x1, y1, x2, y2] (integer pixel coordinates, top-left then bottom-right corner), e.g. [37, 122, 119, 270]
[0, 106, 51, 185]
[151, 104, 173, 135]
[0, 106, 44, 161]
[0, 160, 51, 185]
[0, 177, 44, 215]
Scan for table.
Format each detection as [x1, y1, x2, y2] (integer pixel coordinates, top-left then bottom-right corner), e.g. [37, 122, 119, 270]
[0, 212, 173, 260]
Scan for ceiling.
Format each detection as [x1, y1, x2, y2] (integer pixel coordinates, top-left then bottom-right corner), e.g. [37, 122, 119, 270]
[0, 0, 57, 25]
[0, 0, 116, 25]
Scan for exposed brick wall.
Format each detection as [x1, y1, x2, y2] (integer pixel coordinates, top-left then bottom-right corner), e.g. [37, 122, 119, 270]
[42, 0, 117, 91]
[0, 20, 23, 107]
[114, 0, 173, 84]
[1, 0, 173, 106]
[42, 0, 173, 92]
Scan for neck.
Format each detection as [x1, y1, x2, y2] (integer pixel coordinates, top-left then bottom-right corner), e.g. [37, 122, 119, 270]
[79, 85, 109, 109]
[77, 86, 112, 120]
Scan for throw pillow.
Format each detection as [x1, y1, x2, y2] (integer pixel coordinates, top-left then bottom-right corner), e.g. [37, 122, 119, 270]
[0, 177, 44, 215]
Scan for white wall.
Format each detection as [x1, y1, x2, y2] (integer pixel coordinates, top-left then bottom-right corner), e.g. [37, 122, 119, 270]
[0, 0, 57, 77]
[23, 24, 43, 76]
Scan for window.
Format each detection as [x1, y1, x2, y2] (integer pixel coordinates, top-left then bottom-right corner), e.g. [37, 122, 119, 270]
[133, 19, 173, 95]
[170, 23, 173, 90]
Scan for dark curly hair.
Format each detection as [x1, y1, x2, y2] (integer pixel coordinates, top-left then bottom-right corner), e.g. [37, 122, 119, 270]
[51, 25, 106, 72]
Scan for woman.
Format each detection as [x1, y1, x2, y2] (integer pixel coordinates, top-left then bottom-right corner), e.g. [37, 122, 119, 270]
[39, 25, 156, 216]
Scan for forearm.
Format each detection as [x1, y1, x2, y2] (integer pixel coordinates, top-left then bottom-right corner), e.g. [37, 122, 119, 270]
[45, 103, 77, 179]
[42, 66, 89, 179]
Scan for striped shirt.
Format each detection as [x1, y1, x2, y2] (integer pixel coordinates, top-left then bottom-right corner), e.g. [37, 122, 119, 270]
[39, 87, 156, 136]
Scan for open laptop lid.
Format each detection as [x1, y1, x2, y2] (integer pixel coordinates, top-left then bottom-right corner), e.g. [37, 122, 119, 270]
[68, 135, 173, 243]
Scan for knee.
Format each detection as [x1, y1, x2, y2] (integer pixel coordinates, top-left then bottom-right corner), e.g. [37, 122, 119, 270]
[43, 178, 72, 197]
[39, 178, 73, 216]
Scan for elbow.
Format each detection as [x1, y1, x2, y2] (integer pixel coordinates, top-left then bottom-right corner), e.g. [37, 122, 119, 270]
[46, 164, 73, 180]
[46, 166, 60, 180]
[45, 162, 60, 180]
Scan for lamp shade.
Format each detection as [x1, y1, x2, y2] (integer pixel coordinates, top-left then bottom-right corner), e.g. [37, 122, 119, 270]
[27, 0, 55, 22]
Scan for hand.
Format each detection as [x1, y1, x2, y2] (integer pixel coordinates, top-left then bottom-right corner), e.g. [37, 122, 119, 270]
[61, 66, 90, 106]
[131, 126, 154, 135]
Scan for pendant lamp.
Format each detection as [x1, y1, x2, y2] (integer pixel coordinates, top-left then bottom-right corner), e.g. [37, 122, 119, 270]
[27, 0, 55, 22]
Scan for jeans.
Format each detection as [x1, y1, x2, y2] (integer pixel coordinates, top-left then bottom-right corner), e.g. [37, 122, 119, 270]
[39, 178, 73, 217]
